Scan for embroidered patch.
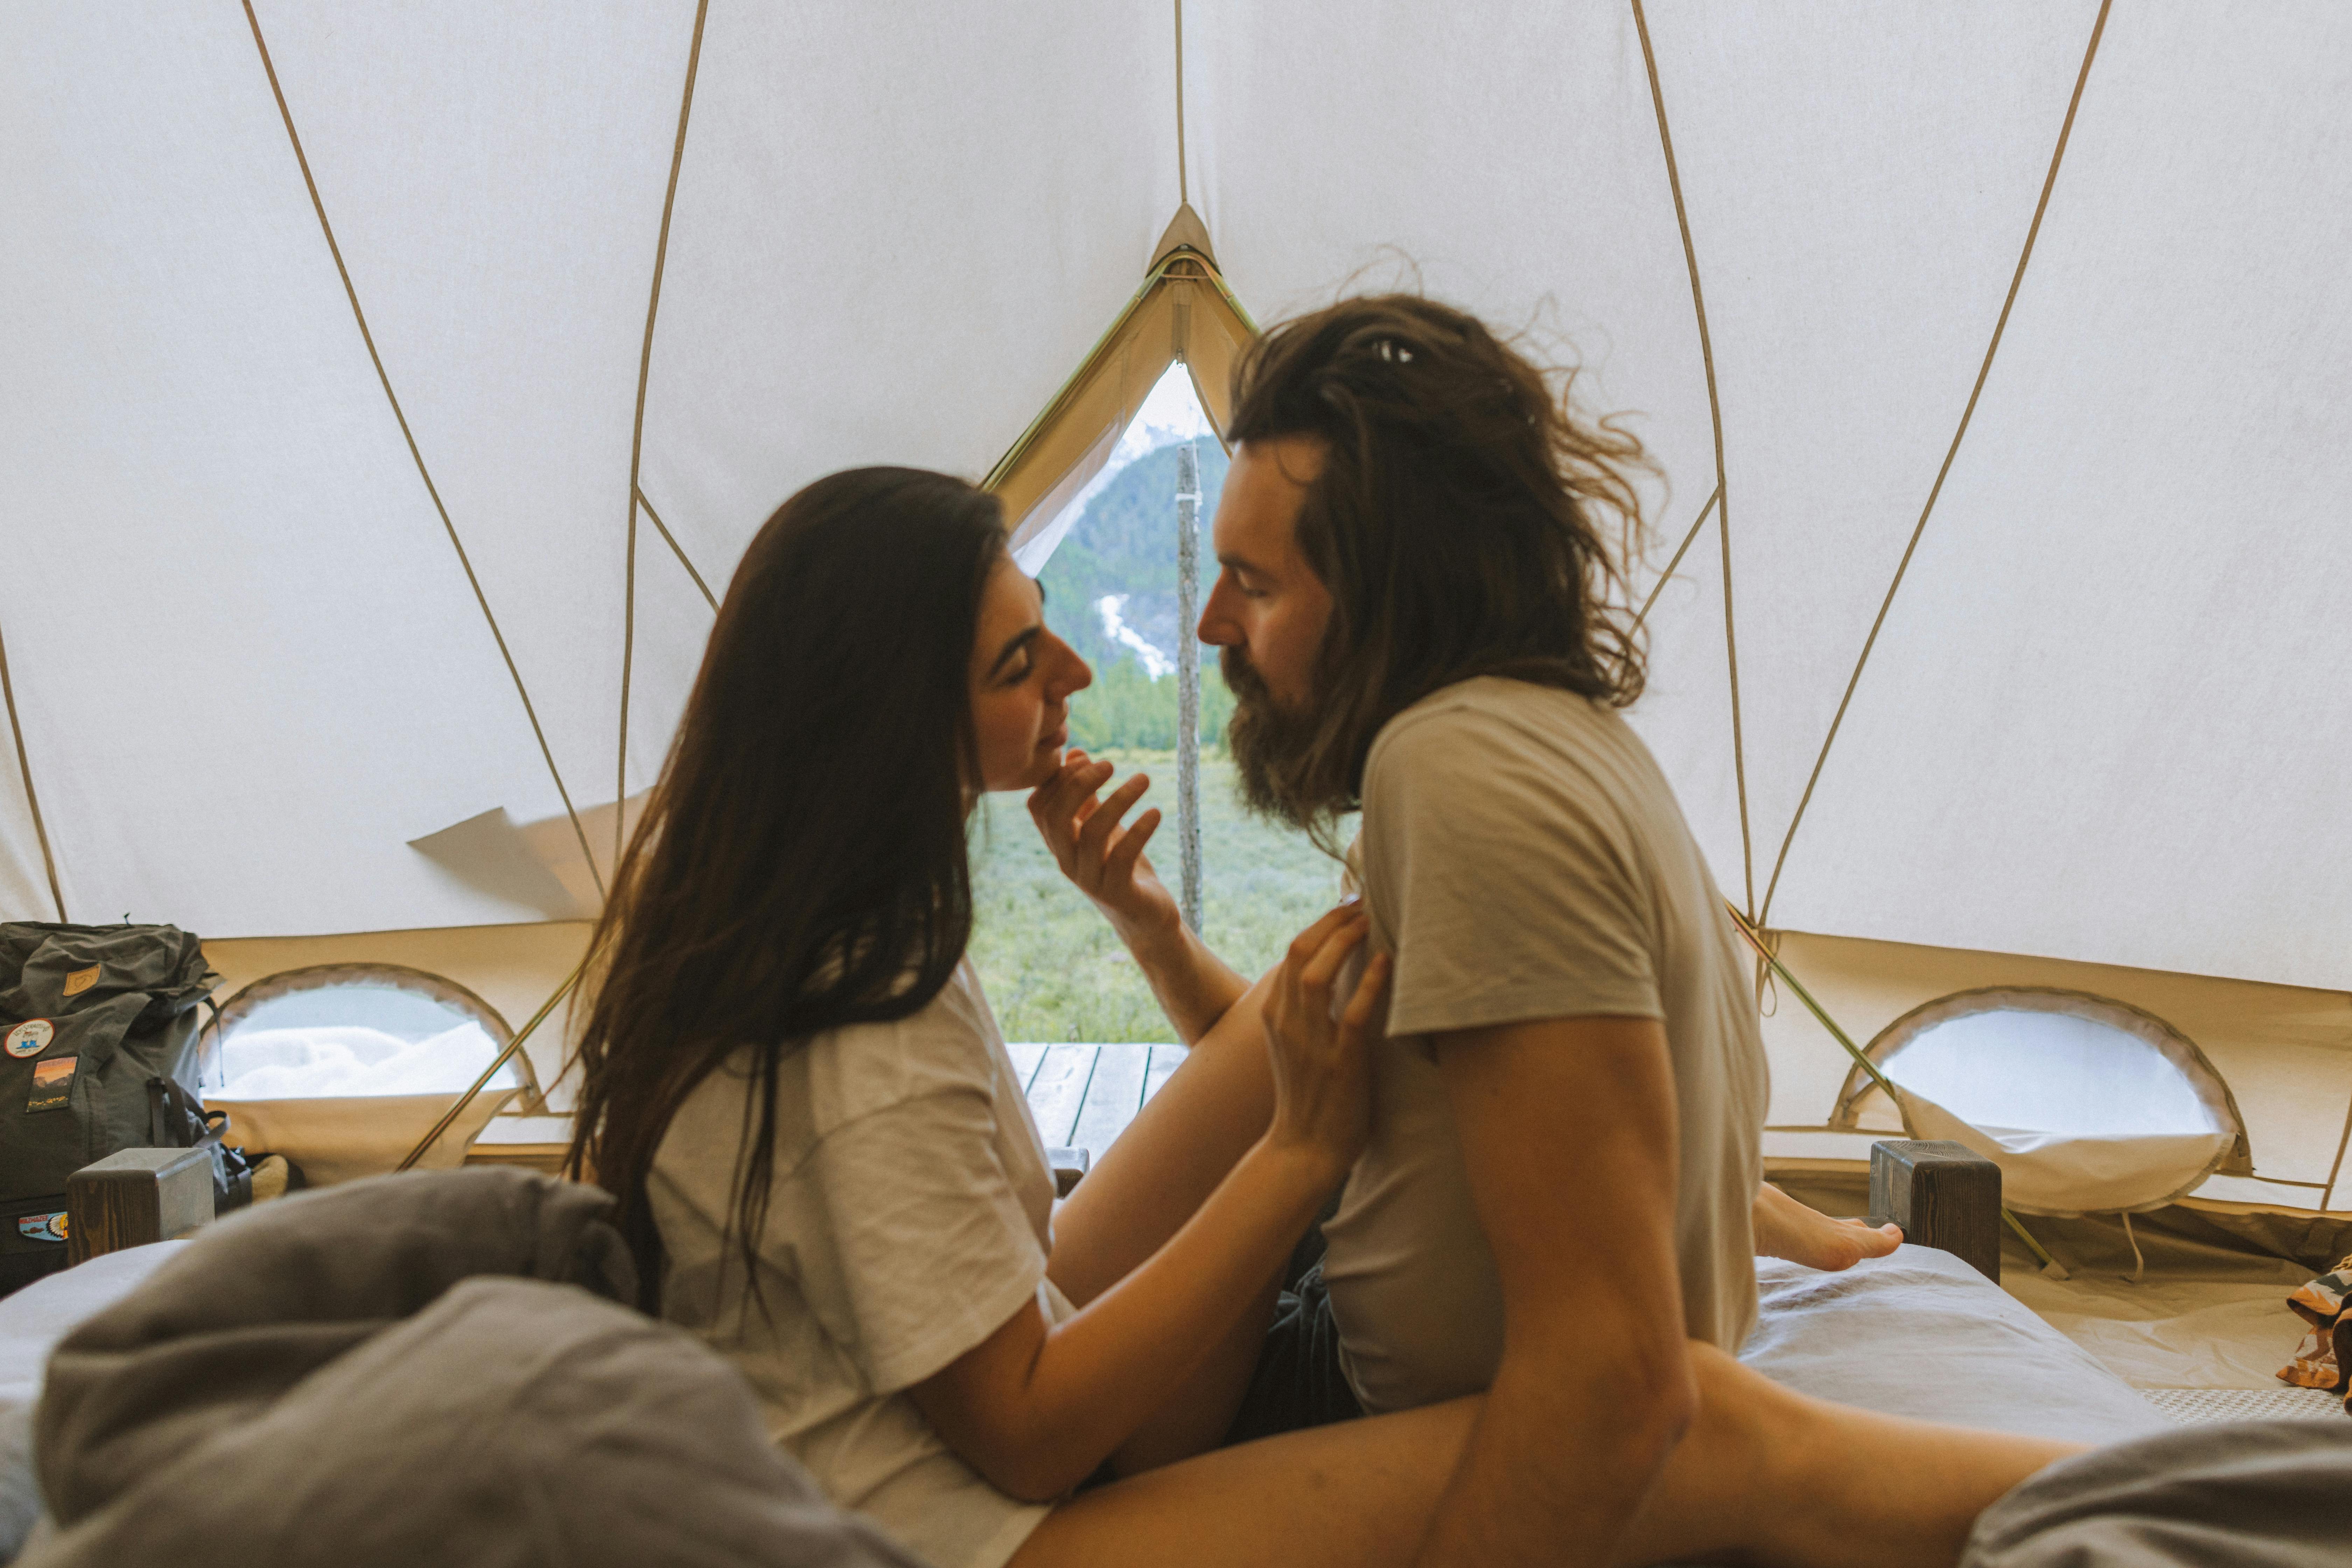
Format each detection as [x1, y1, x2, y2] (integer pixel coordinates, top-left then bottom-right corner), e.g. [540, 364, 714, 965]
[63, 965, 99, 997]
[26, 1055, 76, 1113]
[15, 1213, 66, 1245]
[4, 1020, 52, 1059]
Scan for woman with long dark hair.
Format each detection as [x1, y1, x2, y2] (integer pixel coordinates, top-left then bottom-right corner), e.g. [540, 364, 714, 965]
[568, 466, 2073, 1568]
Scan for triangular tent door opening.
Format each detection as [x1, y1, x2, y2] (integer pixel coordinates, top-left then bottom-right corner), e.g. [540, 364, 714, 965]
[984, 204, 1254, 562]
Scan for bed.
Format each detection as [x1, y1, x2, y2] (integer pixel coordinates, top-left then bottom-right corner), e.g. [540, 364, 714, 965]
[0, 1234, 2172, 1564]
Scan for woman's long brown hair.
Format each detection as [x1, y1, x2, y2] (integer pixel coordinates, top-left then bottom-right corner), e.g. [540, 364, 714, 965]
[566, 467, 1007, 1307]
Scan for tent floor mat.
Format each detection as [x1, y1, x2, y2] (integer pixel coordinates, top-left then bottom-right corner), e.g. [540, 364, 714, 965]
[2140, 1385, 2346, 1424]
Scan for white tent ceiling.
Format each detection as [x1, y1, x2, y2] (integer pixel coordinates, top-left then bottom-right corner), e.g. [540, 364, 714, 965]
[4, 2, 2347, 997]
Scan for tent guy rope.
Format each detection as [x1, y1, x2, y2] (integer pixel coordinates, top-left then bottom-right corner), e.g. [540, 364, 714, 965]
[0, 615, 65, 921]
[1760, 0, 2114, 928]
[619, 0, 713, 871]
[1722, 901, 2070, 1276]
[394, 957, 587, 1174]
[1632, 486, 1720, 634]
[1633, 0, 1754, 919]
[637, 487, 720, 611]
[1173, 0, 1189, 208]
[239, 0, 607, 901]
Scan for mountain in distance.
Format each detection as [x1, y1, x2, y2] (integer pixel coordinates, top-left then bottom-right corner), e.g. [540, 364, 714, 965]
[1037, 439, 1229, 674]
[1035, 438, 1233, 751]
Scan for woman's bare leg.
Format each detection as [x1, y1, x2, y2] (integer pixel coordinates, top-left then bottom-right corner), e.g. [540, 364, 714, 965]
[1048, 968, 1281, 1308]
[1043, 969, 1298, 1468]
[1013, 1346, 2078, 1568]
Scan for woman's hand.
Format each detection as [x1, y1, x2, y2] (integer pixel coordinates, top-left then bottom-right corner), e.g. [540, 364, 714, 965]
[1261, 902, 1392, 1176]
[1025, 749, 1251, 1043]
[1026, 750, 1182, 948]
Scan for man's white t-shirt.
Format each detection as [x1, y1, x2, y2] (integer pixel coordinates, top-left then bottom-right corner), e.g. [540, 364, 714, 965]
[1321, 676, 1770, 1415]
[649, 960, 1067, 1568]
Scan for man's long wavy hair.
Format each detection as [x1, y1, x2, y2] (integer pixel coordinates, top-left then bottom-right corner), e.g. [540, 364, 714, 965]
[1223, 294, 1651, 838]
[565, 467, 1008, 1306]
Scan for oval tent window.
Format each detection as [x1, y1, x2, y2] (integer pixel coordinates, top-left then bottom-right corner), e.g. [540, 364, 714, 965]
[1835, 988, 2246, 1216]
[210, 964, 538, 1107]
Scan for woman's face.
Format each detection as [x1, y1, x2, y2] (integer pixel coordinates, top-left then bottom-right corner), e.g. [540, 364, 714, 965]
[968, 555, 1091, 793]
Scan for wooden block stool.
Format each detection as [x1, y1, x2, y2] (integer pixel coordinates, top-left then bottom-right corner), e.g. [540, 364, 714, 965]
[66, 1147, 215, 1264]
[1870, 1139, 2002, 1282]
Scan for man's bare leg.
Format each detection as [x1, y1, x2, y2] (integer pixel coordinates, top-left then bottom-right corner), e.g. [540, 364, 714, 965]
[1013, 1345, 2076, 1568]
[1755, 1180, 1903, 1273]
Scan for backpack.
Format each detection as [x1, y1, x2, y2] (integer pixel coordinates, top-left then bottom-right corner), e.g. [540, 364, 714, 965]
[0, 923, 222, 1295]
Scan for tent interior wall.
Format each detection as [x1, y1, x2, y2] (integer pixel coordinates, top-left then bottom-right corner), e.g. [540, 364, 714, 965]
[8, 0, 2352, 1399]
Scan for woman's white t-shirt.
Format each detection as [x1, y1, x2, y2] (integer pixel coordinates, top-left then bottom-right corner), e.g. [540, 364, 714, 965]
[649, 960, 1069, 1568]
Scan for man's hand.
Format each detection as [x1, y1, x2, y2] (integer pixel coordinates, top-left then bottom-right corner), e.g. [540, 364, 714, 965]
[1027, 750, 1180, 949]
[1752, 1181, 1901, 1272]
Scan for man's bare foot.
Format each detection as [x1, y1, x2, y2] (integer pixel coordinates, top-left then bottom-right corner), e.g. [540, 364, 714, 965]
[1753, 1181, 1902, 1272]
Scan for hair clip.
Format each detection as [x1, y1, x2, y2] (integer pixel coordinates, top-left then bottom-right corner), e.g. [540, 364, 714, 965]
[1375, 339, 1415, 364]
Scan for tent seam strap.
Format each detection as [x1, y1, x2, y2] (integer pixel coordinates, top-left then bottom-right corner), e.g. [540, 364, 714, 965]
[1174, 0, 1188, 208]
[0, 616, 66, 921]
[621, 0, 713, 870]
[238, 0, 605, 900]
[1632, 485, 1720, 634]
[1633, 0, 1754, 919]
[636, 487, 720, 612]
[1759, 0, 2114, 926]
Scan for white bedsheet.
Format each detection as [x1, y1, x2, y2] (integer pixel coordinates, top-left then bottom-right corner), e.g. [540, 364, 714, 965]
[1744, 1247, 2171, 1446]
[0, 1246, 186, 1413]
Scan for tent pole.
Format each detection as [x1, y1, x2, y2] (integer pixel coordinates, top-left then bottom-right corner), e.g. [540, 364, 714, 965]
[1756, 0, 2112, 927]
[0, 614, 66, 921]
[2003, 1209, 2067, 1277]
[395, 959, 586, 1174]
[1723, 902, 2068, 1275]
[1175, 437, 1203, 933]
[1723, 903, 1897, 1099]
[240, 0, 606, 901]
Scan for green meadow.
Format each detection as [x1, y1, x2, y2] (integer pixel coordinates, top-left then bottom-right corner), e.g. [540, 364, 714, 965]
[968, 750, 1351, 1043]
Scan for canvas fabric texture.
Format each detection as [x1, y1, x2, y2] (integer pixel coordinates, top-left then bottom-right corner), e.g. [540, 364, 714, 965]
[20, 1167, 925, 1568]
[650, 959, 1069, 1568]
[1321, 677, 1769, 1415]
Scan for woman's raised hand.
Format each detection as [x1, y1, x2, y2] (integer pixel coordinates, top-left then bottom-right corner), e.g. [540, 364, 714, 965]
[1026, 750, 1182, 947]
[1261, 902, 1392, 1176]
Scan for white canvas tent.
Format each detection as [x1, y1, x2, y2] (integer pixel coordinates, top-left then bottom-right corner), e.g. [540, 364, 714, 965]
[4, 3, 2350, 1226]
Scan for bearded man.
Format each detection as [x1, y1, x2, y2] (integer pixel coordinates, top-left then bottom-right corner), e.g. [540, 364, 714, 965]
[1031, 294, 1901, 1562]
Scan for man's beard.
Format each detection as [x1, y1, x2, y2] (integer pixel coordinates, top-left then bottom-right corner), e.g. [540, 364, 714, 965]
[1222, 645, 1330, 832]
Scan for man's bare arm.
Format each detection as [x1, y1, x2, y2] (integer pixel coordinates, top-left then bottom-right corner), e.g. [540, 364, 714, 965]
[1412, 1016, 1696, 1568]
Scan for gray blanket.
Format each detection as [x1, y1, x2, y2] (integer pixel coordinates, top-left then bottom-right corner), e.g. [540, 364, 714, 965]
[21, 1169, 926, 1568]
[1966, 1420, 2352, 1566]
